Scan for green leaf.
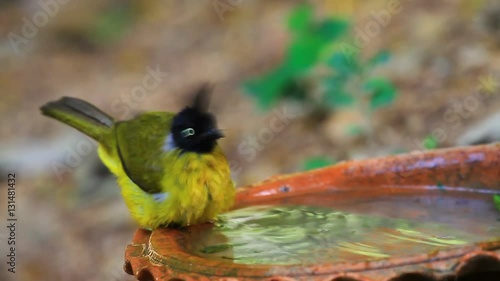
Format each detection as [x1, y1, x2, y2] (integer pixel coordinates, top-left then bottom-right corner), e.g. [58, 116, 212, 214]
[316, 19, 349, 41]
[285, 19, 349, 73]
[243, 77, 284, 110]
[286, 34, 326, 72]
[328, 52, 359, 76]
[243, 64, 293, 109]
[423, 135, 439, 150]
[302, 157, 336, 171]
[494, 194, 500, 212]
[363, 78, 397, 110]
[288, 4, 313, 33]
[244, 27, 329, 110]
[368, 50, 391, 67]
[88, 4, 135, 44]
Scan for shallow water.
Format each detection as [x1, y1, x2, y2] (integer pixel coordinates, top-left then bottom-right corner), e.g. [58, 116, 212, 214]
[184, 191, 500, 265]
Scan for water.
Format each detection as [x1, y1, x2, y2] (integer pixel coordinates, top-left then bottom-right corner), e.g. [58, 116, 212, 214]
[181, 191, 500, 265]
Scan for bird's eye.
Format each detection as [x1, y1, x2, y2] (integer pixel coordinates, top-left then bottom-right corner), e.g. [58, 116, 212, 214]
[181, 128, 195, 137]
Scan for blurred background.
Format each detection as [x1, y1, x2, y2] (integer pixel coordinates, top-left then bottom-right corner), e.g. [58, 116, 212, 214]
[0, 0, 500, 280]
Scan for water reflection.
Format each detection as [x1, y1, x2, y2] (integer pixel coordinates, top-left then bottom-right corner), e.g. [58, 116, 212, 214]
[186, 204, 493, 265]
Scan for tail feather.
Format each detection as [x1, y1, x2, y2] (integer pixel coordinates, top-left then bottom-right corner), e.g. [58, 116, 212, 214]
[40, 97, 114, 141]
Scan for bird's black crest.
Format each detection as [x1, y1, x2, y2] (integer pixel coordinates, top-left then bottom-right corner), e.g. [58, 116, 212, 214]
[191, 84, 213, 113]
[171, 84, 223, 153]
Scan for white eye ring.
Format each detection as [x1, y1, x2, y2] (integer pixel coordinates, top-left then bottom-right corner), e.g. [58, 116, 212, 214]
[181, 128, 195, 137]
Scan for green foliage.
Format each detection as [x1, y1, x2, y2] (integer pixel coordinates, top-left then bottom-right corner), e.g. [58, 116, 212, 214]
[87, 4, 136, 45]
[494, 194, 500, 212]
[287, 3, 313, 33]
[325, 49, 396, 110]
[422, 135, 439, 150]
[302, 157, 336, 171]
[244, 3, 397, 120]
[244, 3, 349, 110]
[363, 77, 397, 110]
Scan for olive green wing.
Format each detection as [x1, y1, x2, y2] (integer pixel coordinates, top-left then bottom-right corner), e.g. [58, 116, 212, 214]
[115, 112, 174, 194]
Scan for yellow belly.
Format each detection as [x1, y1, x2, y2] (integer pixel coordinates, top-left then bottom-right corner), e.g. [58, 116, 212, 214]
[97, 145, 235, 229]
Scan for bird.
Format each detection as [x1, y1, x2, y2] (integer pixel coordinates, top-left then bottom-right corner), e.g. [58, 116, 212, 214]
[40, 85, 235, 230]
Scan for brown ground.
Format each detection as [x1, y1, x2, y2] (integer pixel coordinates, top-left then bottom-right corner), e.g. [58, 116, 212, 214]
[0, 1, 499, 280]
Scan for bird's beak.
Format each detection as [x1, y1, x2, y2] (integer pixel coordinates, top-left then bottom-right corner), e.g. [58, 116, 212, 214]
[202, 128, 224, 140]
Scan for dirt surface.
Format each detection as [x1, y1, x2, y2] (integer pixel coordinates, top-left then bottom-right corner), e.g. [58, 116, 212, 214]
[0, 1, 499, 281]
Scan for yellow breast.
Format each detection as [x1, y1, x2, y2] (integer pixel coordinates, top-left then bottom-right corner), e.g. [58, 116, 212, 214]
[97, 144, 235, 229]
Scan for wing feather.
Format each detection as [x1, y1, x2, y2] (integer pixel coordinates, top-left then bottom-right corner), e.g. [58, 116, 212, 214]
[115, 112, 174, 194]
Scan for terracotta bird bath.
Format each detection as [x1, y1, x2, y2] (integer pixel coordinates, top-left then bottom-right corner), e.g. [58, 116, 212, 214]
[124, 144, 500, 281]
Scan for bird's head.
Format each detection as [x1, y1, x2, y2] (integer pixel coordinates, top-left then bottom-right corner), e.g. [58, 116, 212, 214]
[171, 85, 224, 153]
